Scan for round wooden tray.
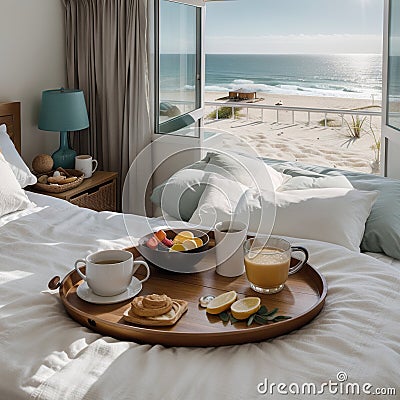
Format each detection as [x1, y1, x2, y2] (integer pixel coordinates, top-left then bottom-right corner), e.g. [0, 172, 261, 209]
[51, 237, 327, 347]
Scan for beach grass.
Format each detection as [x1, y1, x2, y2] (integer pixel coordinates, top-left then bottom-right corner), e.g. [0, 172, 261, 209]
[345, 115, 367, 139]
[318, 118, 342, 127]
[207, 106, 242, 120]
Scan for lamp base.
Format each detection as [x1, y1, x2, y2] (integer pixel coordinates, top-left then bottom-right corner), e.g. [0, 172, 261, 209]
[52, 131, 77, 169]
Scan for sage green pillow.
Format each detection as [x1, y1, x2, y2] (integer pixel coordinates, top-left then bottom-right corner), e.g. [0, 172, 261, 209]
[265, 161, 400, 260]
[150, 169, 218, 221]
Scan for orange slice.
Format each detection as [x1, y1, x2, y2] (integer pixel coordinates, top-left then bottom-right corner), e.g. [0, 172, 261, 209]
[155, 230, 166, 241]
[193, 237, 203, 247]
[230, 297, 261, 320]
[206, 291, 237, 315]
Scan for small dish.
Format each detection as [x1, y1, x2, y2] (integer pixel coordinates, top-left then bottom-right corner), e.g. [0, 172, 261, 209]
[34, 168, 84, 193]
[76, 277, 142, 304]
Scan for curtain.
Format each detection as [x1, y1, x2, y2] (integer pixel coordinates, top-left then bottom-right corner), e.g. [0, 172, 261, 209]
[63, 0, 151, 200]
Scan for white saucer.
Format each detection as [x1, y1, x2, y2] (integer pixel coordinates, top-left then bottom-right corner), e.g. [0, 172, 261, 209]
[76, 278, 142, 305]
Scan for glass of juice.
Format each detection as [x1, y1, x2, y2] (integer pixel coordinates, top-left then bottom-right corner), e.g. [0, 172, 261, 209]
[243, 237, 309, 294]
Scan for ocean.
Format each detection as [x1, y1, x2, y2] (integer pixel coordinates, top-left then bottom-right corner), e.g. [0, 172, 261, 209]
[205, 54, 382, 100]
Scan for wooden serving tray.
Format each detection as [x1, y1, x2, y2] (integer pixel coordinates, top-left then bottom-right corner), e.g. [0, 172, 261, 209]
[52, 237, 327, 347]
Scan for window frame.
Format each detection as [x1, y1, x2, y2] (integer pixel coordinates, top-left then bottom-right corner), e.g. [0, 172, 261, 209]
[154, 0, 205, 137]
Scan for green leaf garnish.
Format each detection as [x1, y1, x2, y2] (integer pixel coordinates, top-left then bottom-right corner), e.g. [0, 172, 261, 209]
[273, 315, 292, 322]
[255, 315, 267, 325]
[219, 311, 230, 322]
[230, 314, 239, 324]
[265, 307, 278, 317]
[257, 305, 268, 315]
[216, 305, 291, 326]
[247, 314, 256, 326]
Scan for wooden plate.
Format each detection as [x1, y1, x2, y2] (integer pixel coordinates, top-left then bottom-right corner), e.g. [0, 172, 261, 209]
[53, 235, 327, 347]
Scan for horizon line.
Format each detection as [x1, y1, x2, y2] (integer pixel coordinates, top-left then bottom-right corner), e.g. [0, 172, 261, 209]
[204, 52, 381, 56]
[161, 52, 381, 56]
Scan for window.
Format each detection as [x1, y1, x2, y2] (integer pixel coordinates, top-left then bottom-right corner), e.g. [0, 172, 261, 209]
[387, 0, 400, 131]
[156, 0, 203, 136]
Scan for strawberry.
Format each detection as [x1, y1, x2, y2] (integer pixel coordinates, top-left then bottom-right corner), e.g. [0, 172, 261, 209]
[162, 238, 174, 247]
[146, 235, 159, 249]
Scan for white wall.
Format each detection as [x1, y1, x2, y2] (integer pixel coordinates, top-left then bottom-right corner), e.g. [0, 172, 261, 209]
[0, 0, 66, 166]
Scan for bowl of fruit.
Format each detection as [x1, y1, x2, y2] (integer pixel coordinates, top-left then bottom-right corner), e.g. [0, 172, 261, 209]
[137, 229, 210, 273]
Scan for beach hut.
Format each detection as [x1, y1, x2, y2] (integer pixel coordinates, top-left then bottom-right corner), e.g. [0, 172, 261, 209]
[228, 88, 257, 100]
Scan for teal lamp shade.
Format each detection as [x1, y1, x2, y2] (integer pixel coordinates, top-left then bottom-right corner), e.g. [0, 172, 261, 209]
[38, 88, 89, 169]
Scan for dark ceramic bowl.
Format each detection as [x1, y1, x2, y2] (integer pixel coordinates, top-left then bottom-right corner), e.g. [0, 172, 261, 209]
[137, 229, 210, 273]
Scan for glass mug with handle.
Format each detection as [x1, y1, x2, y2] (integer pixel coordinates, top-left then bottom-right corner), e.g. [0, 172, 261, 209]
[244, 236, 309, 294]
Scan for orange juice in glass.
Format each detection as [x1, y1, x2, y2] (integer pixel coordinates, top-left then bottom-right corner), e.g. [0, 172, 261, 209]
[244, 237, 308, 294]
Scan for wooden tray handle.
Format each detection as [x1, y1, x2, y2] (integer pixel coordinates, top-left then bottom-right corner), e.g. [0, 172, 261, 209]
[48, 276, 61, 290]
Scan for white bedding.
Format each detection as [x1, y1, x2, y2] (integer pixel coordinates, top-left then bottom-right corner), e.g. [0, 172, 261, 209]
[0, 193, 399, 399]
[366, 251, 400, 268]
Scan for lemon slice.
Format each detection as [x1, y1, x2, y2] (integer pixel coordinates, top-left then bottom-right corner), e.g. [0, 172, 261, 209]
[179, 231, 194, 239]
[169, 244, 185, 252]
[173, 231, 194, 244]
[182, 239, 198, 250]
[173, 235, 184, 244]
[192, 237, 203, 247]
[206, 291, 237, 315]
[230, 297, 261, 320]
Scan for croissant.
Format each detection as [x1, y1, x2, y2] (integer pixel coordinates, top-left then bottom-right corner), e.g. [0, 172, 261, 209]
[129, 294, 173, 317]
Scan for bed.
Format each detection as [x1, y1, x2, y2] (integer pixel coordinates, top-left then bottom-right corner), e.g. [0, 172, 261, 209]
[0, 101, 21, 152]
[0, 103, 399, 399]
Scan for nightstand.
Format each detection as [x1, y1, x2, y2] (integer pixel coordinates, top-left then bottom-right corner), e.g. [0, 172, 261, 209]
[29, 171, 118, 212]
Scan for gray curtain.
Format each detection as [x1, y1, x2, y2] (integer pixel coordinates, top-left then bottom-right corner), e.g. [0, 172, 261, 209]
[63, 0, 151, 191]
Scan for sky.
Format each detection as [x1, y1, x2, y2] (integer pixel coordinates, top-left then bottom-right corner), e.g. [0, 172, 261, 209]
[205, 0, 384, 54]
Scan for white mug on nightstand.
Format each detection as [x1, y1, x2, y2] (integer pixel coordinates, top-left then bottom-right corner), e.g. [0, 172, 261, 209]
[75, 155, 98, 178]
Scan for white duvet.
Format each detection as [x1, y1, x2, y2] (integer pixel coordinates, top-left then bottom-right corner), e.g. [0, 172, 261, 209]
[0, 193, 399, 400]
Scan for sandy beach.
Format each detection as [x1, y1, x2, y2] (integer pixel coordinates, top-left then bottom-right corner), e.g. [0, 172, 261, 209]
[203, 91, 382, 174]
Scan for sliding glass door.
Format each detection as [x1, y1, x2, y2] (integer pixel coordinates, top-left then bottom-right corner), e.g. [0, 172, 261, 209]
[386, 0, 400, 131]
[382, 0, 400, 178]
[155, 0, 204, 136]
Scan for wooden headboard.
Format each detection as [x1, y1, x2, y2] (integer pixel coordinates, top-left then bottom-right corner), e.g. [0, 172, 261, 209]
[0, 102, 21, 154]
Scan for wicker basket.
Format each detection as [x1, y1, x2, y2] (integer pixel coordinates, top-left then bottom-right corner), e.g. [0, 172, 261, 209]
[33, 169, 84, 193]
[70, 181, 116, 211]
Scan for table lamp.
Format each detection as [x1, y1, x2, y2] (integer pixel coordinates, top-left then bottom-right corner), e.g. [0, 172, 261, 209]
[38, 88, 89, 169]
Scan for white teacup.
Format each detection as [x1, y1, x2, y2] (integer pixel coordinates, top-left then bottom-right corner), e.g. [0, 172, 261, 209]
[74, 249, 150, 297]
[75, 155, 98, 179]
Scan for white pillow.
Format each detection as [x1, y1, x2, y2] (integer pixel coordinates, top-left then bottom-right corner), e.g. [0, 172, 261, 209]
[151, 152, 289, 221]
[0, 124, 37, 188]
[153, 169, 244, 221]
[199, 151, 289, 191]
[0, 153, 33, 217]
[277, 175, 353, 191]
[189, 174, 248, 228]
[235, 188, 378, 251]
